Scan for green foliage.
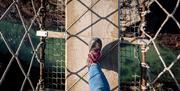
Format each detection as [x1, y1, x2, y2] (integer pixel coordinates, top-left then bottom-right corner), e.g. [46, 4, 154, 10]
[120, 42, 180, 83]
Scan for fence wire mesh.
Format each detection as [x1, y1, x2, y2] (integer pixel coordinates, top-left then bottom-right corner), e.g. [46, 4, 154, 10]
[45, 38, 65, 90]
[0, 0, 65, 91]
[119, 0, 180, 90]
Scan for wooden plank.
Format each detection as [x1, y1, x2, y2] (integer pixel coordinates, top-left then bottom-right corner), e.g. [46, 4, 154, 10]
[46, 30, 148, 45]
[66, 0, 119, 91]
[47, 31, 65, 38]
[91, 0, 119, 91]
[122, 37, 150, 45]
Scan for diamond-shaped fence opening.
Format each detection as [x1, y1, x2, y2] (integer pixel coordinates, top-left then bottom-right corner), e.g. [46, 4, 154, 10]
[0, 0, 40, 90]
[0, 19, 25, 52]
[0, 0, 65, 91]
[119, 0, 180, 90]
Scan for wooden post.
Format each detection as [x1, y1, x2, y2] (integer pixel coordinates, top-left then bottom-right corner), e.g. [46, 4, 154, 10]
[38, 0, 46, 90]
[140, 0, 147, 90]
[140, 44, 147, 91]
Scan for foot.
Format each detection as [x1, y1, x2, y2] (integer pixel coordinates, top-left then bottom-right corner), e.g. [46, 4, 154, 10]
[87, 38, 102, 65]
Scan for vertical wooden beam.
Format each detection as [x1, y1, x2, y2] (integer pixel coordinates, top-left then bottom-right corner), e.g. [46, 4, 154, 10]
[140, 0, 147, 90]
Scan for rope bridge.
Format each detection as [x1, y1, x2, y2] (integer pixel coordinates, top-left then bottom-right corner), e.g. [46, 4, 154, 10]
[0, 0, 179, 91]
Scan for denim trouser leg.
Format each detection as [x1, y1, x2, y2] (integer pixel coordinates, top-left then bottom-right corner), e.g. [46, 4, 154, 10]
[88, 64, 110, 91]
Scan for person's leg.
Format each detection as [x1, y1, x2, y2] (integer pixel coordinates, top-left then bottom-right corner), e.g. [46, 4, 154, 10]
[88, 64, 110, 91]
[87, 38, 110, 91]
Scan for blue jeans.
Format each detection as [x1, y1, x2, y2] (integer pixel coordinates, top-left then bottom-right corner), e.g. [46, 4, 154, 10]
[88, 63, 110, 91]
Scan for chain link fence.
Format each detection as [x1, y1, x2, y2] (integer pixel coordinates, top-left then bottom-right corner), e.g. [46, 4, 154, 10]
[119, 0, 180, 90]
[0, 0, 65, 91]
